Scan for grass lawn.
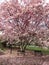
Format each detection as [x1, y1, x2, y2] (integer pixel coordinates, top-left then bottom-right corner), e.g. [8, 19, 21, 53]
[26, 45, 49, 55]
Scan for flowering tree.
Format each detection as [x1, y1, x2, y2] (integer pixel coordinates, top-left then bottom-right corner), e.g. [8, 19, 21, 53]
[0, 0, 49, 52]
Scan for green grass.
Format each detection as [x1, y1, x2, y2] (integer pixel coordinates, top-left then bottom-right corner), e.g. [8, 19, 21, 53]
[26, 45, 49, 55]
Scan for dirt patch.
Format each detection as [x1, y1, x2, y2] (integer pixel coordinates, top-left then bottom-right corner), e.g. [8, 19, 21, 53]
[0, 55, 44, 65]
[0, 49, 49, 65]
[0, 51, 49, 65]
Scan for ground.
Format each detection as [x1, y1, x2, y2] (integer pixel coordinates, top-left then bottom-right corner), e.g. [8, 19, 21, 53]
[0, 49, 49, 65]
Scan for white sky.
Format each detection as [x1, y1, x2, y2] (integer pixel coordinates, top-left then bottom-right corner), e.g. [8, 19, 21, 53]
[0, 0, 49, 5]
[43, 0, 49, 6]
[0, 0, 5, 3]
[18, 0, 26, 7]
[0, 0, 10, 3]
[44, 0, 49, 4]
[18, 0, 49, 7]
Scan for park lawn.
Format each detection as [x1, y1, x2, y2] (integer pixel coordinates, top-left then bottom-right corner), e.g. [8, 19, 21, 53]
[26, 45, 49, 55]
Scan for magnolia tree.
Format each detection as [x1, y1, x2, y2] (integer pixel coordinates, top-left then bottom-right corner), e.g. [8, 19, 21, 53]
[0, 0, 49, 52]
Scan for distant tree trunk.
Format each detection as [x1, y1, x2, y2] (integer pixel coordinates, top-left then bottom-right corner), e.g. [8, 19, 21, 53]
[9, 44, 12, 54]
[34, 50, 43, 56]
[20, 42, 27, 53]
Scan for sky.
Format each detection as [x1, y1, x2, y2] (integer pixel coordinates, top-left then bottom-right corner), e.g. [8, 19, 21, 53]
[44, 0, 49, 3]
[0, 0, 10, 3]
[43, 0, 49, 6]
[0, 0, 49, 6]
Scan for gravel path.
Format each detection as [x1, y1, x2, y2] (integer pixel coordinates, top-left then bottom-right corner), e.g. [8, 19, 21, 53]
[0, 50, 49, 65]
[0, 54, 49, 65]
